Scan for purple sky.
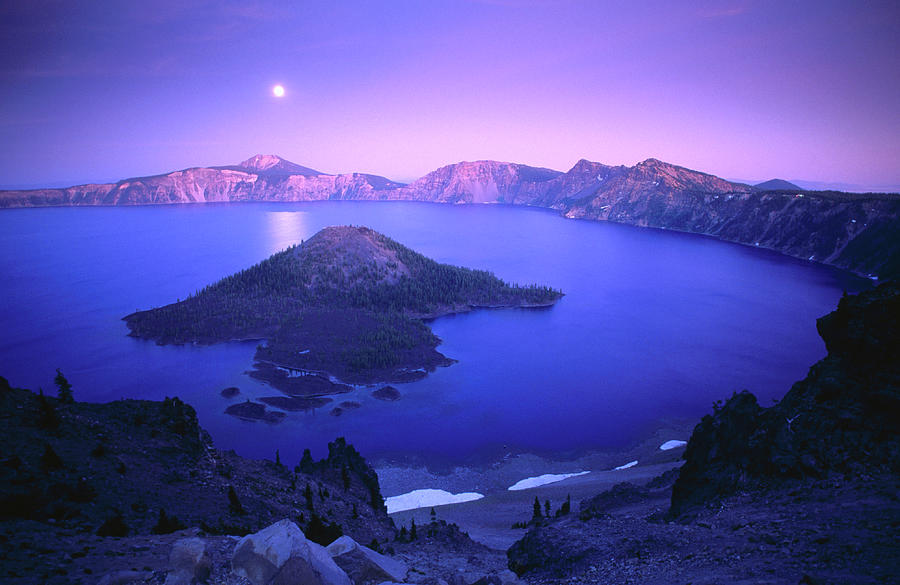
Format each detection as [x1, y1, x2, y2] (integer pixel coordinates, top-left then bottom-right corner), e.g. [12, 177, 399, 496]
[1, 0, 898, 188]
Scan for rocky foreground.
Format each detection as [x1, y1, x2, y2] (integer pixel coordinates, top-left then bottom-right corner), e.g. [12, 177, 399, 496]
[2, 154, 898, 279]
[0, 376, 519, 585]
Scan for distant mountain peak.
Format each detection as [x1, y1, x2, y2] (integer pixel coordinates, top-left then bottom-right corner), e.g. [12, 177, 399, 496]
[755, 178, 802, 191]
[238, 154, 322, 176]
[568, 158, 608, 172]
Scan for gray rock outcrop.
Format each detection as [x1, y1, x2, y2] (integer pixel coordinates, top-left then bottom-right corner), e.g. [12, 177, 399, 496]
[165, 537, 211, 585]
[232, 519, 351, 585]
[326, 535, 408, 584]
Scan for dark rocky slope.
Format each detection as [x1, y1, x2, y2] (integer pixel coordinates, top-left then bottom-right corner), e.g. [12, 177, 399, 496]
[670, 280, 900, 516]
[507, 282, 900, 584]
[0, 376, 521, 585]
[0, 378, 393, 544]
[2, 155, 897, 279]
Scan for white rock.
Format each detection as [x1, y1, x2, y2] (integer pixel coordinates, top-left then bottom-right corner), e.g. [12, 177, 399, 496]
[232, 519, 351, 585]
[327, 535, 408, 583]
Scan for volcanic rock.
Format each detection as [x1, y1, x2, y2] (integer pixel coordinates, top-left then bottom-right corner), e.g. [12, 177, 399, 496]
[231, 519, 350, 585]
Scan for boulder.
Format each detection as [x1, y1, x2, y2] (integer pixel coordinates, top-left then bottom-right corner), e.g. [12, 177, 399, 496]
[232, 519, 351, 585]
[165, 537, 210, 585]
[326, 535, 408, 584]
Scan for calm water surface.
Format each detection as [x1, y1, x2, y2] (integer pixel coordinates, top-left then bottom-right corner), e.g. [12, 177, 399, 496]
[0, 202, 866, 465]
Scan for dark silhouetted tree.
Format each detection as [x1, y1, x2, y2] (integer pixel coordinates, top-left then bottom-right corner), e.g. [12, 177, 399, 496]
[297, 448, 315, 474]
[152, 509, 185, 534]
[228, 486, 244, 515]
[560, 494, 571, 516]
[54, 369, 73, 403]
[304, 513, 342, 546]
[40, 444, 63, 471]
[97, 513, 128, 537]
[37, 390, 60, 430]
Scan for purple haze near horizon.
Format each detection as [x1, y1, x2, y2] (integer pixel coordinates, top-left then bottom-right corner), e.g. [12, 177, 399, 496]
[1, 1, 898, 189]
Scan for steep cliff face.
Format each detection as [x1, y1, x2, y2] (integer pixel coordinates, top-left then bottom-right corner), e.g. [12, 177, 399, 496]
[396, 160, 561, 204]
[2, 154, 897, 278]
[558, 160, 900, 278]
[399, 158, 899, 278]
[670, 281, 900, 517]
[0, 155, 404, 207]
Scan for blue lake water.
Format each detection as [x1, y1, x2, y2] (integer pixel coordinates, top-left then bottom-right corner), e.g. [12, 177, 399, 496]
[0, 202, 867, 466]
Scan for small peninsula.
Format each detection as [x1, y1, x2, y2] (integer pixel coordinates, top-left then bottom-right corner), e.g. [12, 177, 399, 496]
[124, 226, 562, 390]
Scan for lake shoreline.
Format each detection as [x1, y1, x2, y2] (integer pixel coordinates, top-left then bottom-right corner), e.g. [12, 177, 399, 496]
[377, 417, 697, 550]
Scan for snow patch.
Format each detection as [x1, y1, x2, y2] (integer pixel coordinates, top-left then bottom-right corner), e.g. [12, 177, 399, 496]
[659, 440, 687, 451]
[385, 489, 484, 514]
[507, 471, 590, 491]
[613, 460, 638, 471]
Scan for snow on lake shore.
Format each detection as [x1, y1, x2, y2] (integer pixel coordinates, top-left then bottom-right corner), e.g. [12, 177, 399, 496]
[385, 489, 484, 514]
[507, 471, 591, 491]
[660, 439, 687, 450]
[613, 460, 638, 470]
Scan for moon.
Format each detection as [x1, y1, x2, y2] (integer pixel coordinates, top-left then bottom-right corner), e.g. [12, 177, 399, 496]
[272, 85, 285, 98]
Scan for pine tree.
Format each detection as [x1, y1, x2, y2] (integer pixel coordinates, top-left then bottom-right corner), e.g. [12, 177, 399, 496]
[561, 494, 571, 516]
[54, 369, 73, 403]
[545, 499, 551, 517]
[532, 496, 542, 521]
[228, 486, 244, 515]
[297, 448, 315, 473]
